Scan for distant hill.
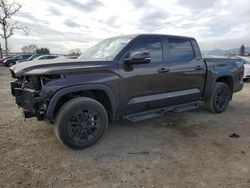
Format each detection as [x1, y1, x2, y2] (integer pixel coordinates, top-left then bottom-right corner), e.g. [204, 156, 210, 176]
[203, 47, 250, 56]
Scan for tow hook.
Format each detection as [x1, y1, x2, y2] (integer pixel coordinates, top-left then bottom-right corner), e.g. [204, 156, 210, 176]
[23, 110, 35, 118]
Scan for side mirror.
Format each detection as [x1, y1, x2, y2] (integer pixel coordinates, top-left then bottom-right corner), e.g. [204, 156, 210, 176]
[124, 51, 151, 65]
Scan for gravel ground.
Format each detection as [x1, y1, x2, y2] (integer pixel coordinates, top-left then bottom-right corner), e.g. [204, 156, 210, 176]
[0, 67, 250, 188]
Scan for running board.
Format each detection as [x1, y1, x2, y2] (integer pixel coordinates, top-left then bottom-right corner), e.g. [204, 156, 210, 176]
[123, 102, 198, 122]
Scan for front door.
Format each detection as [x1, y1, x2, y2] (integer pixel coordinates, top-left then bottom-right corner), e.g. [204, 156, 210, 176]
[118, 36, 166, 114]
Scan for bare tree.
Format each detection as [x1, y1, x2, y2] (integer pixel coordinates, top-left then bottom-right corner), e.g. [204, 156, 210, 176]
[0, 0, 29, 56]
[68, 48, 82, 56]
[36, 47, 50, 54]
[22, 44, 38, 54]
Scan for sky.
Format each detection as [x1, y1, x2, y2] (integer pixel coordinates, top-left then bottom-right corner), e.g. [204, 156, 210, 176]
[2, 0, 250, 53]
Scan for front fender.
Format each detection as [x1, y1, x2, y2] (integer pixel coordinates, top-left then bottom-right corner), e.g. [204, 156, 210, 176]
[45, 84, 116, 122]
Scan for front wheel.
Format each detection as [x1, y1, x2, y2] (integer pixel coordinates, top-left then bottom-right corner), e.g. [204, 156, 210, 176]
[205, 82, 231, 113]
[54, 97, 108, 149]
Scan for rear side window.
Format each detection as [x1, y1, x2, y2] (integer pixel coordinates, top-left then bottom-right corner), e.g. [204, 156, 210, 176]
[48, 56, 57, 59]
[128, 38, 163, 64]
[168, 38, 194, 63]
[191, 39, 202, 59]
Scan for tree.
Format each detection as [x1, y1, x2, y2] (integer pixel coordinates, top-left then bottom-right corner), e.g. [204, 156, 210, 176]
[36, 48, 50, 54]
[0, 42, 2, 58]
[0, 0, 29, 55]
[225, 52, 236, 57]
[21, 44, 38, 54]
[239, 44, 246, 56]
[68, 48, 82, 56]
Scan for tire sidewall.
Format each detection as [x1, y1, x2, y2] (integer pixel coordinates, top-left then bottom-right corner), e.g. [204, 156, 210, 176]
[212, 83, 231, 113]
[55, 98, 108, 149]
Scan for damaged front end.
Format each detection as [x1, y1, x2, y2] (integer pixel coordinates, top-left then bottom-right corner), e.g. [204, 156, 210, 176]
[10, 71, 61, 120]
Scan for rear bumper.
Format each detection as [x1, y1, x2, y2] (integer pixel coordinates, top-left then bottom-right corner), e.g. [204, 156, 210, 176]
[234, 65, 245, 92]
[243, 68, 250, 79]
[234, 80, 244, 92]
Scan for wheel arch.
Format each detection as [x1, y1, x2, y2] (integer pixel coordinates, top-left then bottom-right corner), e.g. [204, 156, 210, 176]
[203, 73, 234, 101]
[216, 75, 234, 93]
[45, 84, 116, 123]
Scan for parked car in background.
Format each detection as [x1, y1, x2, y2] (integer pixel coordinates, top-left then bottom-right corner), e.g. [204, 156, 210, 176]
[67, 56, 79, 59]
[3, 54, 32, 67]
[0, 56, 13, 66]
[16, 54, 41, 64]
[237, 56, 250, 81]
[57, 56, 78, 59]
[33, 54, 61, 60]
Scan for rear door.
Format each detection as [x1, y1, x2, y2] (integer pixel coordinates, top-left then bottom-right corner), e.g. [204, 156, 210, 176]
[159, 37, 206, 105]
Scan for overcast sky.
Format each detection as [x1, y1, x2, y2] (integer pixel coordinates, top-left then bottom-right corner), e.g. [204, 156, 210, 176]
[3, 0, 250, 53]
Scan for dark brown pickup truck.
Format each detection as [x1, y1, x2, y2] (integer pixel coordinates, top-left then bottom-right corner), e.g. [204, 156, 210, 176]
[10, 34, 244, 149]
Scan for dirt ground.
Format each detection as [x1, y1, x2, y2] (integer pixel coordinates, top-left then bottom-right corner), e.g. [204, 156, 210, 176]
[0, 67, 250, 188]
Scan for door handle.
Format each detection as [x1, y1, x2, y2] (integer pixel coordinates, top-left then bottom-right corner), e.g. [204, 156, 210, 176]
[158, 68, 170, 73]
[195, 65, 204, 70]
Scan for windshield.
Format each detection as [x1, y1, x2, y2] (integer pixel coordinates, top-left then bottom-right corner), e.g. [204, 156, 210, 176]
[78, 35, 135, 61]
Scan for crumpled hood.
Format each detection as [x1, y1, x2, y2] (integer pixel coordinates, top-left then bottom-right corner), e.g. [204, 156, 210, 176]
[10, 58, 105, 77]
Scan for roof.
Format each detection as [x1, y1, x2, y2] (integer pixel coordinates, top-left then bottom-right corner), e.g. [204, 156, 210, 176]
[108, 34, 196, 40]
[136, 34, 195, 40]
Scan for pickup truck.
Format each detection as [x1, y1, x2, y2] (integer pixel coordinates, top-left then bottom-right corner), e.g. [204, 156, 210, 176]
[10, 34, 244, 149]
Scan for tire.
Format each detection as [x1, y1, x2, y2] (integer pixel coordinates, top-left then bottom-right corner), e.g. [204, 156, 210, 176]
[205, 82, 231, 113]
[54, 97, 108, 149]
[243, 78, 249, 82]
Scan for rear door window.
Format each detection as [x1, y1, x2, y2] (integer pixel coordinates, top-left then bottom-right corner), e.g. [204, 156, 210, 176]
[168, 38, 195, 63]
[191, 39, 202, 59]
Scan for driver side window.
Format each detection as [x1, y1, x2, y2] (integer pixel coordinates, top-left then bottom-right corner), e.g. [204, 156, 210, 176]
[128, 38, 163, 64]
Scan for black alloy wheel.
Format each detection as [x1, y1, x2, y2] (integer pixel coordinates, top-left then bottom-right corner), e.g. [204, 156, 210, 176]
[205, 82, 231, 113]
[54, 97, 108, 149]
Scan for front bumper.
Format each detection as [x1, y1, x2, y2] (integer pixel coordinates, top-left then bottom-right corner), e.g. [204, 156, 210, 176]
[11, 81, 44, 118]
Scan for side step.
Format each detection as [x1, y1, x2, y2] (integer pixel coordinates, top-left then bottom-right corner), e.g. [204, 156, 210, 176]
[123, 102, 198, 122]
[172, 102, 198, 112]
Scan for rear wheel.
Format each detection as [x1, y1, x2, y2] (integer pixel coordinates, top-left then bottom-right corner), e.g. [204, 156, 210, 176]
[205, 82, 231, 113]
[54, 97, 108, 149]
